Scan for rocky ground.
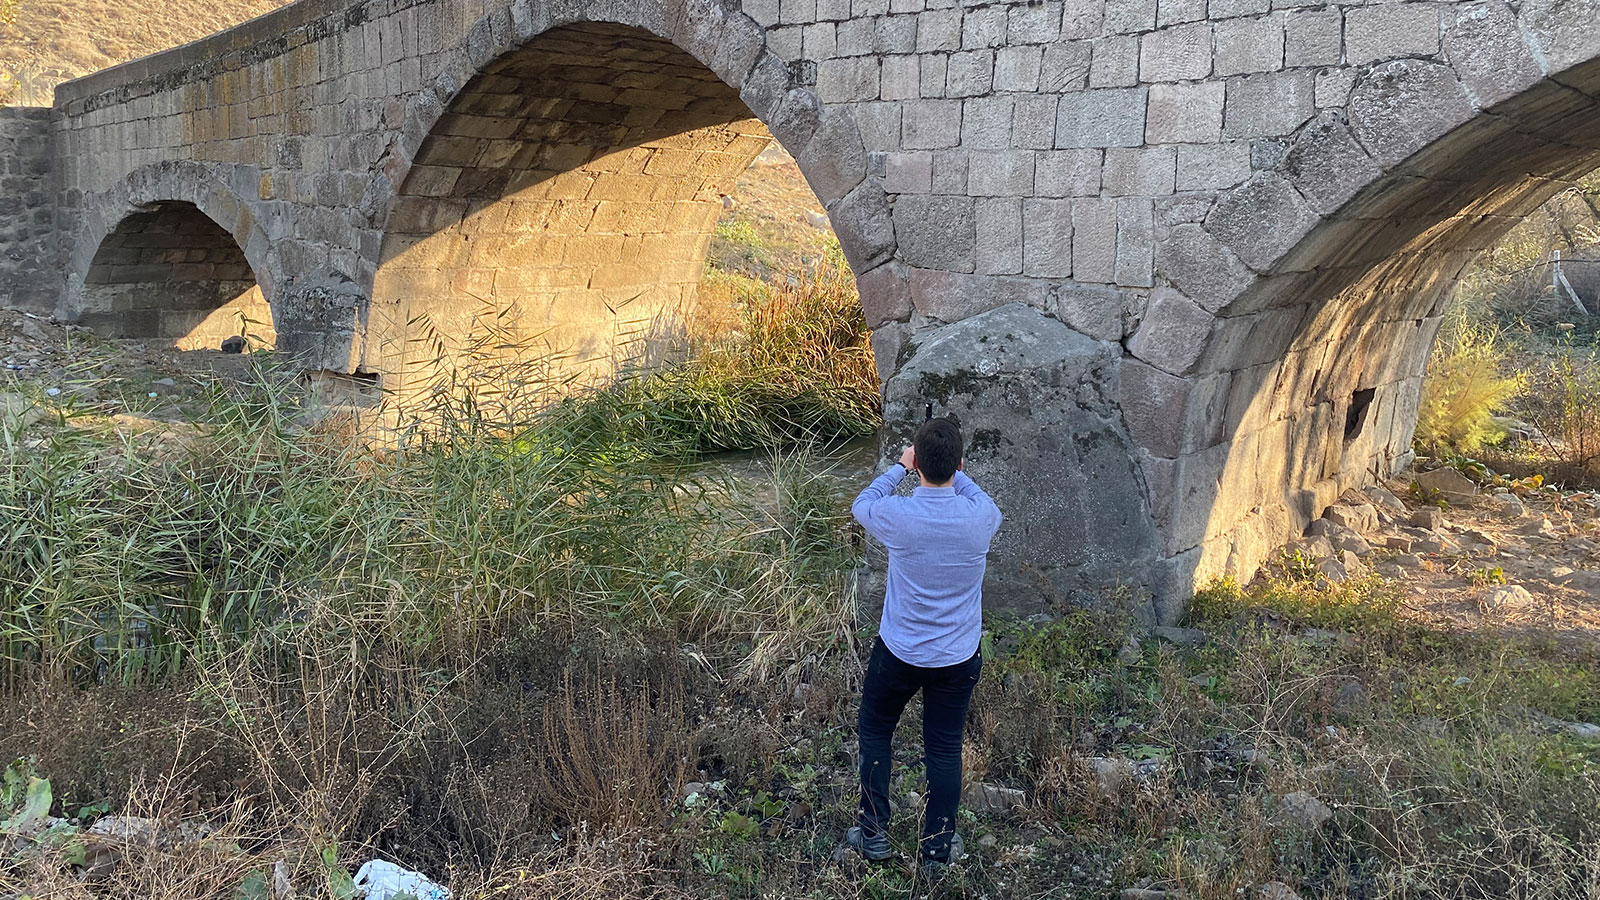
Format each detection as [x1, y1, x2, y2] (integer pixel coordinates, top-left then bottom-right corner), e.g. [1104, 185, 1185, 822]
[1275, 466, 1600, 649]
[1, 308, 266, 426]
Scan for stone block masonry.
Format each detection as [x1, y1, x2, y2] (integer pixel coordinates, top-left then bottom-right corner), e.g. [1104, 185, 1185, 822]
[0, 109, 57, 314]
[2, 0, 1599, 620]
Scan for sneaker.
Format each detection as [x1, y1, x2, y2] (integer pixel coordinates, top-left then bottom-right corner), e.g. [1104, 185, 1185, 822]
[917, 831, 964, 876]
[844, 825, 893, 861]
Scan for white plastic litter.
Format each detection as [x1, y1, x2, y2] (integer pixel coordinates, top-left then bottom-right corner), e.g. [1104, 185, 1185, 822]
[352, 860, 450, 900]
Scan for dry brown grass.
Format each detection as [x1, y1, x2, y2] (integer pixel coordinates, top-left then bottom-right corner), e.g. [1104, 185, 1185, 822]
[1, 0, 293, 101]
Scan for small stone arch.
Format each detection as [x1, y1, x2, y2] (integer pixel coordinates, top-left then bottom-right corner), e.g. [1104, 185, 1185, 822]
[378, 0, 894, 273]
[66, 161, 279, 348]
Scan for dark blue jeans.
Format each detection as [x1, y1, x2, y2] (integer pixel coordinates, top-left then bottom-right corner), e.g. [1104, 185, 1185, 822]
[857, 635, 982, 863]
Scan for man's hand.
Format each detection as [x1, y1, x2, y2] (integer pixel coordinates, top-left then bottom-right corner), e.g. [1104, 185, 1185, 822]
[898, 445, 916, 471]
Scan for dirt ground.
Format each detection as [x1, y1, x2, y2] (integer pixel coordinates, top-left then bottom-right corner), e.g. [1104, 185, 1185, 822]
[1, 0, 294, 104]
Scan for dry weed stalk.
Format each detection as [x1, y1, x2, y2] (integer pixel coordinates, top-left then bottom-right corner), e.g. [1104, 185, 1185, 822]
[536, 668, 689, 830]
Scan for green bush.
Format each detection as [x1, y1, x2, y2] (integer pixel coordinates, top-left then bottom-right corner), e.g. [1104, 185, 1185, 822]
[1415, 325, 1524, 455]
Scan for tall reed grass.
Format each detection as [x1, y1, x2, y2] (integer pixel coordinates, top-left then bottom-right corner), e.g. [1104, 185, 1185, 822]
[0, 334, 866, 687]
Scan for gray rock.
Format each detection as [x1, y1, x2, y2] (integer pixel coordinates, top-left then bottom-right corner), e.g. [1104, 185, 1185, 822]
[1153, 626, 1207, 646]
[1258, 882, 1303, 900]
[1287, 534, 1334, 560]
[1554, 570, 1600, 597]
[1408, 508, 1444, 530]
[1085, 757, 1136, 801]
[882, 303, 1160, 614]
[1520, 517, 1559, 538]
[1307, 519, 1369, 554]
[1491, 492, 1525, 519]
[1416, 468, 1477, 497]
[1564, 722, 1600, 740]
[1481, 584, 1534, 615]
[963, 782, 1026, 814]
[0, 393, 46, 431]
[1121, 890, 1167, 900]
[1324, 502, 1378, 535]
[1316, 557, 1349, 584]
[1272, 791, 1333, 830]
[1385, 536, 1413, 552]
[1363, 485, 1407, 514]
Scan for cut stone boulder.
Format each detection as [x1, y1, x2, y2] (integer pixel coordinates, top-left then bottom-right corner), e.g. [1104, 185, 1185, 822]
[1415, 468, 1478, 507]
[1323, 502, 1378, 534]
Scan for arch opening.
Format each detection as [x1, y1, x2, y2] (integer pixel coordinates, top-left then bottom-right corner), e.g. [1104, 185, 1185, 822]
[80, 201, 275, 351]
[371, 22, 791, 405]
[1176, 61, 1600, 584]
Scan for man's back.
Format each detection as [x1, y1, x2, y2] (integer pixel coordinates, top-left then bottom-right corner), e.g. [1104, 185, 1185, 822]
[852, 466, 1003, 667]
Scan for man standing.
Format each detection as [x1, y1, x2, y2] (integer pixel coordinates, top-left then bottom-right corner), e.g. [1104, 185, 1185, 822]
[845, 417, 1003, 872]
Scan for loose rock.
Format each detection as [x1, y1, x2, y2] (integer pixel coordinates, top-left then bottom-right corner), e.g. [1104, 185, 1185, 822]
[1272, 791, 1333, 830]
[1416, 468, 1478, 497]
[1324, 502, 1378, 534]
[964, 782, 1026, 814]
[1153, 626, 1206, 646]
[1259, 882, 1303, 900]
[1480, 584, 1534, 615]
[1409, 508, 1444, 530]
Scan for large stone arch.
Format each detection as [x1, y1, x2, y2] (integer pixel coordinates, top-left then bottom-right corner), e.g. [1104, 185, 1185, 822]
[363, 2, 894, 399]
[64, 161, 280, 347]
[1135, 23, 1600, 589]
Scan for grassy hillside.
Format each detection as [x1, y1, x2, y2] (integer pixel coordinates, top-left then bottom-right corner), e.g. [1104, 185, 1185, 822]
[1, 0, 293, 104]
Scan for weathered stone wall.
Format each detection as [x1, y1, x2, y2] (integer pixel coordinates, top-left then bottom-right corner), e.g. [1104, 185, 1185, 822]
[0, 108, 59, 314]
[79, 201, 276, 349]
[371, 23, 772, 400]
[25, 0, 1600, 619]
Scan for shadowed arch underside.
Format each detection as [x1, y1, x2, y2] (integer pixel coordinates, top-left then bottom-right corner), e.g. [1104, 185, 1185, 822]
[1159, 57, 1600, 587]
[80, 200, 275, 350]
[371, 22, 774, 401]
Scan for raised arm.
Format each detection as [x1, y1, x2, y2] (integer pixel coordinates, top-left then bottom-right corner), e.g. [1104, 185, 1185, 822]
[852, 463, 908, 544]
[952, 470, 1003, 532]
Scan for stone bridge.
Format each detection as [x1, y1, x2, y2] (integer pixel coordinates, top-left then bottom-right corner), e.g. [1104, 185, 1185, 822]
[2, 0, 1599, 621]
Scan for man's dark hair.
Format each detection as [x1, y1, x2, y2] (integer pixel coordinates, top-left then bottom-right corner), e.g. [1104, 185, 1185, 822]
[914, 417, 963, 484]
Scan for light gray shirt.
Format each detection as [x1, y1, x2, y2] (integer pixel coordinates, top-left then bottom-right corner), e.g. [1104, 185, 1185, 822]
[851, 463, 1003, 667]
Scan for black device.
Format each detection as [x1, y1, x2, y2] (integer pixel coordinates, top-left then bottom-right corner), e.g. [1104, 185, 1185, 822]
[925, 402, 933, 422]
